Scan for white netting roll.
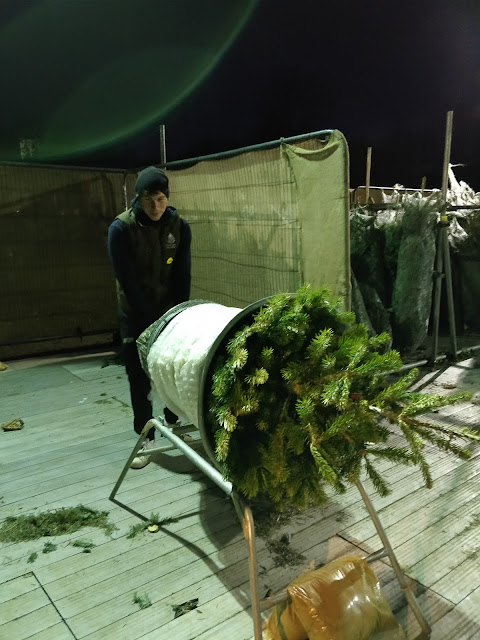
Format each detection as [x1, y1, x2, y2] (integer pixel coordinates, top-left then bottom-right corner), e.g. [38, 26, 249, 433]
[146, 303, 241, 426]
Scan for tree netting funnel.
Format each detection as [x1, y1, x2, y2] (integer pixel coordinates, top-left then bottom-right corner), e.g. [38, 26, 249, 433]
[136, 297, 272, 471]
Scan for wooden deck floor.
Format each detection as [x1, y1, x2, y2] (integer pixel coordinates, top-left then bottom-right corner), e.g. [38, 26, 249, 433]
[0, 349, 479, 640]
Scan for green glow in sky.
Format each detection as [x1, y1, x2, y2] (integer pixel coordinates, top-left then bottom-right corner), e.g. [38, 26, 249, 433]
[0, 0, 258, 160]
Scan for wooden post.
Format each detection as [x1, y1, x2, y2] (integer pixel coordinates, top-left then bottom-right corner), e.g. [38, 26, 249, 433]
[365, 146, 372, 204]
[431, 111, 457, 362]
[421, 176, 427, 197]
[159, 124, 166, 166]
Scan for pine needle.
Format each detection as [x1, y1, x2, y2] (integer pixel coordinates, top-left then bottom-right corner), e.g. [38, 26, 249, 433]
[133, 592, 152, 609]
[0, 506, 116, 543]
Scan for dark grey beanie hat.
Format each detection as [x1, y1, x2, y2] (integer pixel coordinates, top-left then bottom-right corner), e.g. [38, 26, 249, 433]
[135, 166, 169, 198]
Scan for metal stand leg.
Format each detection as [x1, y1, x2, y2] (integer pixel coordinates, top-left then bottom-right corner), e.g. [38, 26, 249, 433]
[231, 493, 263, 640]
[109, 419, 203, 501]
[356, 480, 431, 638]
[109, 423, 150, 502]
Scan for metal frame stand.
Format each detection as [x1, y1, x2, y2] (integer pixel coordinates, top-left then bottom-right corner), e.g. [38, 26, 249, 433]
[110, 418, 431, 640]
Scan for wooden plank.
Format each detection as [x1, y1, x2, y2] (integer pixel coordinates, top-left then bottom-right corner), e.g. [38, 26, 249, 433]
[40, 498, 237, 600]
[59, 529, 400, 639]
[1, 442, 138, 505]
[0, 429, 134, 490]
[132, 550, 423, 640]
[25, 621, 76, 640]
[0, 467, 208, 555]
[0, 603, 65, 639]
[196, 610, 261, 640]
[0, 475, 207, 564]
[0, 448, 207, 519]
[67, 537, 260, 639]
[0, 582, 51, 625]
[430, 549, 480, 604]
[0, 365, 81, 398]
[3, 350, 115, 372]
[0, 425, 133, 480]
[62, 360, 126, 382]
[0, 401, 130, 448]
[0, 573, 37, 605]
[429, 583, 480, 640]
[0, 376, 130, 421]
[394, 588, 454, 639]
[379, 495, 480, 578]
[345, 459, 480, 549]
[135, 586, 266, 640]
[435, 404, 480, 426]
[317, 452, 477, 555]
[57, 523, 245, 635]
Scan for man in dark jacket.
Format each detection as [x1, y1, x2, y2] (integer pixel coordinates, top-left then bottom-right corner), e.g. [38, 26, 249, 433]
[108, 166, 191, 468]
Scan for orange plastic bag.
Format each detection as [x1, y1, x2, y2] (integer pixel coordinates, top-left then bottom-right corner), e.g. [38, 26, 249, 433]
[265, 556, 406, 640]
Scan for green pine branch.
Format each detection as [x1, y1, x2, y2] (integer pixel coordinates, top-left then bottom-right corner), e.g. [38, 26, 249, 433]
[205, 286, 474, 512]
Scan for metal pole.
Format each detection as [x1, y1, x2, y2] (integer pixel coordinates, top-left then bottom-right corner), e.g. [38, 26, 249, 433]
[0, 159, 128, 172]
[150, 418, 233, 495]
[365, 146, 372, 205]
[356, 480, 431, 637]
[159, 124, 166, 166]
[109, 426, 150, 502]
[152, 129, 334, 170]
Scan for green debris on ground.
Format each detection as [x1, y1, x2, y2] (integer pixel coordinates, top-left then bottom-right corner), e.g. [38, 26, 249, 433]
[253, 501, 299, 540]
[27, 552, 38, 563]
[71, 539, 95, 553]
[42, 541, 57, 553]
[126, 513, 180, 539]
[172, 598, 199, 618]
[250, 497, 306, 567]
[0, 505, 116, 543]
[265, 535, 306, 568]
[133, 592, 152, 609]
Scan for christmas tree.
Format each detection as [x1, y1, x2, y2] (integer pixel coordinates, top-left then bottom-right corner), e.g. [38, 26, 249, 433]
[206, 285, 477, 511]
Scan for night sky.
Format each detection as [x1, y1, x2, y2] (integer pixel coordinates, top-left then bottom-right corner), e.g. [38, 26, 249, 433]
[2, 0, 480, 190]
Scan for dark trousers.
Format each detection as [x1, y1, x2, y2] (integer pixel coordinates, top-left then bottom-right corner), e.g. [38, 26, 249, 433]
[123, 341, 178, 441]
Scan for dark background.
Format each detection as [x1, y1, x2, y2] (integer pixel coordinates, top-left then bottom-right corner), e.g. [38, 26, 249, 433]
[1, 0, 480, 190]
